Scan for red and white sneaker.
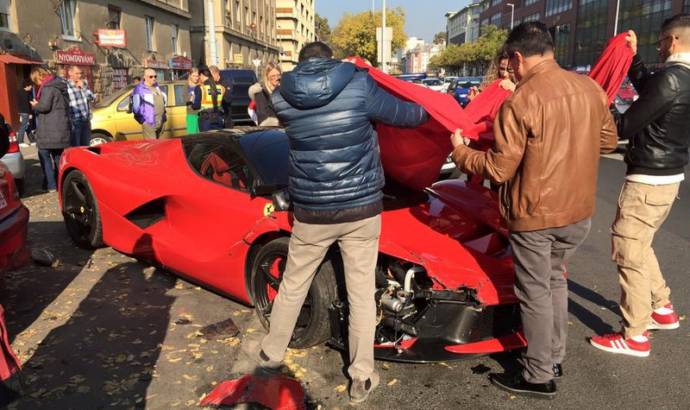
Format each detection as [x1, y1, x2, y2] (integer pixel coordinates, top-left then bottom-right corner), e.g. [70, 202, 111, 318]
[590, 332, 650, 357]
[649, 304, 680, 330]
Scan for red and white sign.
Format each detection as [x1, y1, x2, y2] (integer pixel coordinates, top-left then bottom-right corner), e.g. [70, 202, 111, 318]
[56, 48, 96, 66]
[144, 59, 169, 70]
[169, 56, 192, 70]
[96, 29, 127, 48]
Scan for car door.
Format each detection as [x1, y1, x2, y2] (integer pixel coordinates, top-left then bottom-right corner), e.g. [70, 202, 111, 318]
[170, 84, 189, 137]
[112, 92, 144, 140]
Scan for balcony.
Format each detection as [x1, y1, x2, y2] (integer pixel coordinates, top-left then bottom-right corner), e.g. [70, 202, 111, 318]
[276, 7, 298, 20]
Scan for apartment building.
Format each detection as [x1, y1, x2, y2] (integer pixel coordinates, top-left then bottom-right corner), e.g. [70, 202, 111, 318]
[276, 0, 316, 71]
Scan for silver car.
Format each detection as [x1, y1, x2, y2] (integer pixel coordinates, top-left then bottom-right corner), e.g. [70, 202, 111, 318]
[0, 132, 26, 195]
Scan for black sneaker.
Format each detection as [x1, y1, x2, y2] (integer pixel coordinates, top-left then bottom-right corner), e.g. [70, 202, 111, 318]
[349, 372, 380, 405]
[553, 363, 563, 378]
[489, 372, 556, 400]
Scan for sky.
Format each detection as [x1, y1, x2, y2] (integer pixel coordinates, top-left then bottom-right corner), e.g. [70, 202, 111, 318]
[316, 0, 470, 42]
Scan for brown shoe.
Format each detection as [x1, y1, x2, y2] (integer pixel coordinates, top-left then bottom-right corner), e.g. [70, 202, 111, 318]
[349, 372, 380, 405]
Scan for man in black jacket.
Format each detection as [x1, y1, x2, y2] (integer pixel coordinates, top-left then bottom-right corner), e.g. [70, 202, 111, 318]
[257, 42, 427, 404]
[591, 14, 690, 356]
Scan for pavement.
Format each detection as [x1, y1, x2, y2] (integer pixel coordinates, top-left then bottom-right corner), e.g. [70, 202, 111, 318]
[2, 145, 689, 409]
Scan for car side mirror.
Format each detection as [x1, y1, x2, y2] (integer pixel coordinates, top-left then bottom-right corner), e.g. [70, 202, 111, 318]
[272, 189, 291, 212]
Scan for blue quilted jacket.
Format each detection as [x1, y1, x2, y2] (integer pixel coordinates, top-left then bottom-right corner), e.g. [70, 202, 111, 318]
[273, 58, 427, 213]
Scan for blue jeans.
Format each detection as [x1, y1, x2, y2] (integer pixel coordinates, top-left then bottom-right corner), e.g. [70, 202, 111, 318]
[70, 119, 92, 147]
[38, 148, 63, 191]
[18, 113, 34, 144]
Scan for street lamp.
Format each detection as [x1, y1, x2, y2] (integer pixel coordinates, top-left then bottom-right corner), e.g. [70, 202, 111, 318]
[613, 0, 621, 35]
[506, 3, 515, 30]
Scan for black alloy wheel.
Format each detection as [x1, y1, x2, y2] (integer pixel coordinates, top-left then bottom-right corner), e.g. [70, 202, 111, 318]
[250, 237, 337, 349]
[62, 170, 103, 249]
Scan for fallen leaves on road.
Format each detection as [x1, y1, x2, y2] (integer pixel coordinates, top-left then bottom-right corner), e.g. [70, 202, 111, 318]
[335, 384, 347, 393]
[387, 378, 398, 386]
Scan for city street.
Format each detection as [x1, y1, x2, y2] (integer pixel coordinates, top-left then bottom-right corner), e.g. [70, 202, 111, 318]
[2, 146, 689, 409]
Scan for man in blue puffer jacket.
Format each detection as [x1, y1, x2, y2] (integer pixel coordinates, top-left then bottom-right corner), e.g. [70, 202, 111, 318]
[258, 42, 427, 404]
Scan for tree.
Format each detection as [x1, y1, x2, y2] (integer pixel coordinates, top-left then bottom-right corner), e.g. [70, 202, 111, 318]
[315, 13, 331, 43]
[330, 8, 407, 66]
[433, 31, 447, 45]
[429, 25, 508, 74]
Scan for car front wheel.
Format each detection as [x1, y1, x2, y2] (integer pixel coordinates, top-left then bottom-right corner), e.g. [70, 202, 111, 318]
[62, 170, 103, 249]
[249, 237, 337, 349]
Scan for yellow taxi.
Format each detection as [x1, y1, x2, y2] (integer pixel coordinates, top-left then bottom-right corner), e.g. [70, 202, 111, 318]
[90, 81, 192, 144]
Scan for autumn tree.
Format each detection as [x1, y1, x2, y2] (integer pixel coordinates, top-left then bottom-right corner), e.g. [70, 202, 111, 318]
[433, 31, 447, 45]
[330, 8, 407, 65]
[429, 25, 508, 74]
[315, 13, 331, 43]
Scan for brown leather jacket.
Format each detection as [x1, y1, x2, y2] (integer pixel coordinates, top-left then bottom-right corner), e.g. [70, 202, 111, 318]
[453, 59, 618, 232]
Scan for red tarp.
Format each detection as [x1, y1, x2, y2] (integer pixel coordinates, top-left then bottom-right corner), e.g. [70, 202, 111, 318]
[349, 35, 632, 190]
[588, 33, 634, 105]
[200, 375, 305, 410]
[0, 305, 21, 381]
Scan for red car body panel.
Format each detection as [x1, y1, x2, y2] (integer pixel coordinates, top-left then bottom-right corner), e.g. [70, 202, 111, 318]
[0, 163, 29, 272]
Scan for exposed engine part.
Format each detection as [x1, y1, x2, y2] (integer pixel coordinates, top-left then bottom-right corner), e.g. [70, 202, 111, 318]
[404, 266, 425, 293]
[380, 292, 404, 313]
[383, 316, 418, 336]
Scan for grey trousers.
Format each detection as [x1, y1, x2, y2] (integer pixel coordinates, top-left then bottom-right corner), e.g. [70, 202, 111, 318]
[509, 218, 591, 383]
[260, 215, 381, 381]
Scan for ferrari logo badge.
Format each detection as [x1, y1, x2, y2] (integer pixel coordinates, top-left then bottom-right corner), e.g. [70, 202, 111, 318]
[263, 203, 275, 216]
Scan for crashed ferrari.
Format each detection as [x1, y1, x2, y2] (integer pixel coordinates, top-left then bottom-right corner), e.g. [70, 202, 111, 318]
[58, 128, 525, 362]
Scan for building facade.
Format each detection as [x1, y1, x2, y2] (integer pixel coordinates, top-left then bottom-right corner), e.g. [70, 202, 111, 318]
[276, 0, 316, 71]
[0, 0, 193, 130]
[190, 0, 280, 71]
[446, 2, 486, 45]
[403, 42, 444, 74]
[479, 0, 688, 69]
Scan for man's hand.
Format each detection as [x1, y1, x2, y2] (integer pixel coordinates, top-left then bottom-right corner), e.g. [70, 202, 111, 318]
[451, 129, 471, 149]
[30, 99, 38, 108]
[499, 79, 516, 92]
[626, 30, 638, 55]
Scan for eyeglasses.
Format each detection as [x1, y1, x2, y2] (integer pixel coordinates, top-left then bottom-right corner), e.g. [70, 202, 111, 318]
[146, 75, 156, 79]
[655, 35, 676, 51]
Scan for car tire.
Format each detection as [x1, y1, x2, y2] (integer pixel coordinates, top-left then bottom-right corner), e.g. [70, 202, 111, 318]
[89, 133, 111, 146]
[61, 170, 104, 249]
[250, 237, 337, 349]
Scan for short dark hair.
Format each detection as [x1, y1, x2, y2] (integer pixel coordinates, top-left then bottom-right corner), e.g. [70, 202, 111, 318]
[298, 42, 333, 62]
[661, 13, 690, 33]
[504, 22, 554, 58]
[132, 76, 141, 82]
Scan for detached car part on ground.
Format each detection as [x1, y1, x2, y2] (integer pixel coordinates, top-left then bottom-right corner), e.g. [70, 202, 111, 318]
[57, 128, 525, 362]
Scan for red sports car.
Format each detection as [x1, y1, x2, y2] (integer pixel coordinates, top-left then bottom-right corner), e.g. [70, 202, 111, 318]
[58, 128, 525, 362]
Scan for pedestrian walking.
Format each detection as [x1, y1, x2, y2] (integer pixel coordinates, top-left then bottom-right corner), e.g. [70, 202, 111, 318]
[256, 42, 427, 405]
[252, 62, 281, 127]
[16, 79, 35, 146]
[185, 68, 202, 134]
[590, 14, 690, 357]
[450, 22, 617, 399]
[29, 67, 71, 192]
[131, 68, 167, 139]
[208, 65, 233, 129]
[66, 65, 95, 146]
[198, 67, 225, 131]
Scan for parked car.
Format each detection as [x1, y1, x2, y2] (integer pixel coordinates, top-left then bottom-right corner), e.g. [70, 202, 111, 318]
[0, 119, 25, 196]
[614, 80, 638, 114]
[58, 128, 524, 362]
[0, 121, 29, 272]
[448, 76, 483, 107]
[90, 81, 191, 144]
[421, 78, 446, 92]
[219, 69, 258, 125]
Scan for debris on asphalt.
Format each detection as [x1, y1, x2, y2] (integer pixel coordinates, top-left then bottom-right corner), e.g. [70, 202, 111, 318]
[387, 378, 398, 386]
[200, 375, 306, 410]
[30, 248, 58, 267]
[199, 319, 239, 339]
[334, 384, 347, 393]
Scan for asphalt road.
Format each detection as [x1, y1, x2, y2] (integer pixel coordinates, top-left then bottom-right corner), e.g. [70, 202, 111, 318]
[2, 148, 689, 409]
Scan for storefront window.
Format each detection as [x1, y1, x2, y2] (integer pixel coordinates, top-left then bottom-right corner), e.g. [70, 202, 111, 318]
[146, 16, 155, 51]
[545, 0, 572, 17]
[574, 0, 608, 67]
[618, 0, 673, 65]
[58, 0, 77, 38]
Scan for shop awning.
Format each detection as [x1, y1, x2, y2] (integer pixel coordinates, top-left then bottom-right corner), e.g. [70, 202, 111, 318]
[0, 54, 43, 65]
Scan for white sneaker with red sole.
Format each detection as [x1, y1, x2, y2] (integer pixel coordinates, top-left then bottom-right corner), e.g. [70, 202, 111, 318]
[648, 304, 680, 330]
[590, 332, 651, 357]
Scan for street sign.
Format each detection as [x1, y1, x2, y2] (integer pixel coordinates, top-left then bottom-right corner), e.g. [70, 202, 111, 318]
[96, 29, 127, 48]
[56, 48, 96, 66]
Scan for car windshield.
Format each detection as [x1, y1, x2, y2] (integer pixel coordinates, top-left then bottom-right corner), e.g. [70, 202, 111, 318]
[238, 129, 289, 189]
[96, 86, 132, 108]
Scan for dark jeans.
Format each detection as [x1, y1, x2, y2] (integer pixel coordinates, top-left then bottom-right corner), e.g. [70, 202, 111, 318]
[38, 148, 63, 191]
[70, 119, 92, 146]
[18, 113, 34, 144]
[508, 218, 592, 383]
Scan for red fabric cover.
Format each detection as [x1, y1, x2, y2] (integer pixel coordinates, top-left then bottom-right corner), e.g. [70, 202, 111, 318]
[0, 305, 21, 381]
[464, 80, 513, 125]
[588, 33, 634, 104]
[350, 57, 479, 190]
[200, 375, 305, 410]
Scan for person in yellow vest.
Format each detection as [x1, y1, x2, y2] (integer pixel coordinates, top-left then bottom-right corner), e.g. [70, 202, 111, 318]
[198, 67, 226, 131]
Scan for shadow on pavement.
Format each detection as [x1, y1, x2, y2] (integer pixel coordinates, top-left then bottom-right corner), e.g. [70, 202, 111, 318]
[11, 262, 175, 408]
[1, 221, 95, 343]
[567, 279, 620, 334]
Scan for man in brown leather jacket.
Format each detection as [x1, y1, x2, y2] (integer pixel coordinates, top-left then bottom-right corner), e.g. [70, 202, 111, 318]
[451, 22, 617, 399]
